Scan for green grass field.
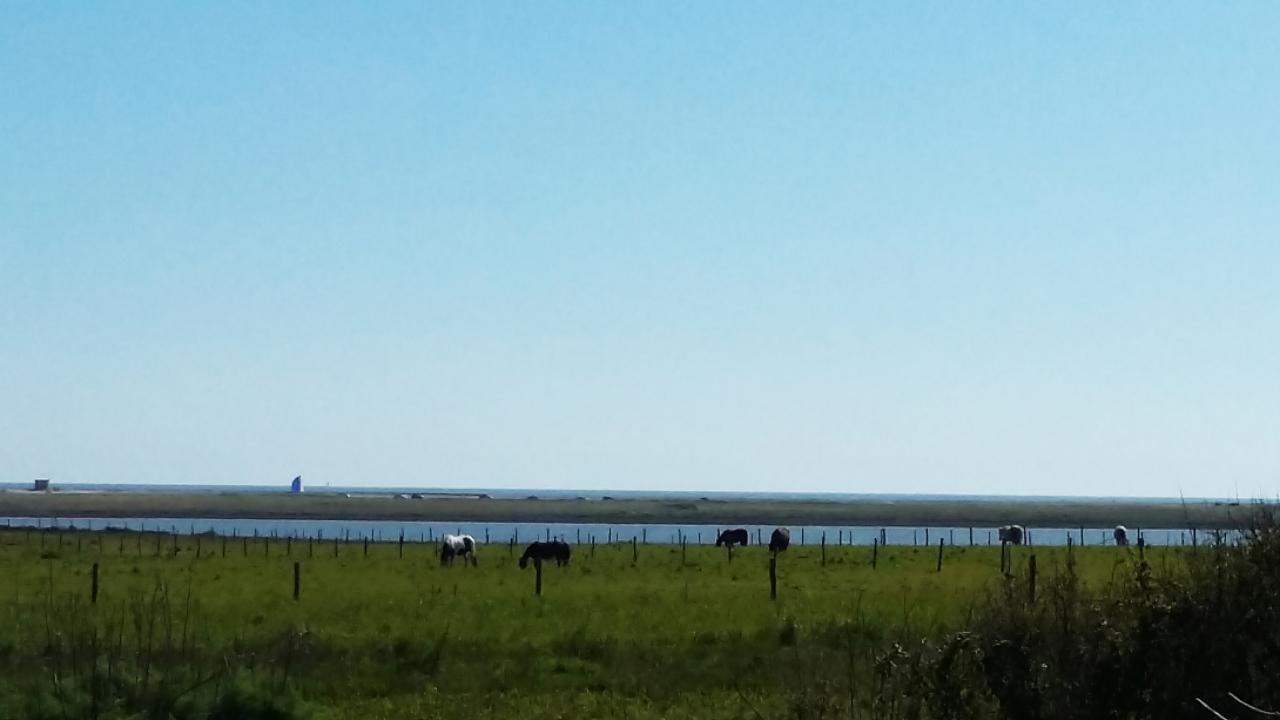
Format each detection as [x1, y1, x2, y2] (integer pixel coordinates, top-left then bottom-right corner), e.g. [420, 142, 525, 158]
[0, 529, 1169, 719]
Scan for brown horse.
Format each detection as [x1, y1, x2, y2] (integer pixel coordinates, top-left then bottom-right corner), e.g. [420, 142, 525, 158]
[769, 527, 791, 553]
[715, 528, 749, 547]
[518, 540, 571, 568]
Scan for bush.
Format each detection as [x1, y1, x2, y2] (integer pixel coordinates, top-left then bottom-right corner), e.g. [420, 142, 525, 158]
[925, 511, 1280, 720]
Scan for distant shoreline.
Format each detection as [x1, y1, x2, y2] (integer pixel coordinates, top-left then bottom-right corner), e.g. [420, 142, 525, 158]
[0, 489, 1258, 529]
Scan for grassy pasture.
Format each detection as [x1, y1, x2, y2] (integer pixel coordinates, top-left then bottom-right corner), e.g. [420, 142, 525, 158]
[0, 529, 1163, 719]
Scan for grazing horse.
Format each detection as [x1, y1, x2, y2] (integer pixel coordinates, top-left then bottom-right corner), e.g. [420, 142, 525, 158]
[998, 525, 1025, 545]
[769, 527, 791, 553]
[1113, 525, 1129, 546]
[440, 534, 478, 566]
[715, 528, 749, 547]
[519, 540, 571, 569]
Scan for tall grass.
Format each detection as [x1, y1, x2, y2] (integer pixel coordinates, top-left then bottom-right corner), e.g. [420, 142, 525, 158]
[776, 510, 1280, 719]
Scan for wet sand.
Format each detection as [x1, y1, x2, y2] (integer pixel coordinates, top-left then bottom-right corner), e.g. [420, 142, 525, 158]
[0, 490, 1255, 529]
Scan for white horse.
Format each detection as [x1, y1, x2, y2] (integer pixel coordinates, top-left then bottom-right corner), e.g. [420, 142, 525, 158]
[1114, 525, 1129, 546]
[440, 534, 478, 566]
[998, 525, 1025, 545]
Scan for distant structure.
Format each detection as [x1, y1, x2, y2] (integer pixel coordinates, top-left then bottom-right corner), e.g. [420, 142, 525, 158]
[33, 478, 49, 492]
[290, 476, 303, 493]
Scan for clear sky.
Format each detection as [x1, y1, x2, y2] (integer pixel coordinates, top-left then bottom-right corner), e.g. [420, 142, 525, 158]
[2, 3, 1278, 497]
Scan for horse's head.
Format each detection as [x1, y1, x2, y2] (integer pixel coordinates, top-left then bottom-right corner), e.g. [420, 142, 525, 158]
[518, 555, 529, 569]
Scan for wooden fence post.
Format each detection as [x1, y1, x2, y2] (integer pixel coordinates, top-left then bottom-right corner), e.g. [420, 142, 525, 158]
[363, 536, 368, 558]
[769, 557, 777, 600]
[821, 533, 826, 566]
[681, 538, 687, 564]
[936, 538, 944, 572]
[334, 537, 339, 557]
[293, 562, 300, 601]
[872, 538, 879, 569]
[969, 527, 973, 546]
[91, 562, 99, 604]
[631, 537, 637, 563]
[1028, 554, 1037, 603]
[591, 536, 596, 558]
[398, 531, 404, 559]
[925, 528, 930, 546]
[286, 536, 291, 556]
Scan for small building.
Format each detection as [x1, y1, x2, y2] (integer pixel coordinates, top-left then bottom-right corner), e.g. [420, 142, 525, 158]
[33, 478, 50, 492]
[290, 476, 303, 493]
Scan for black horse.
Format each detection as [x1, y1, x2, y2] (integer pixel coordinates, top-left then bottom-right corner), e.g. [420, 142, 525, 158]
[519, 540, 571, 569]
[715, 528, 749, 547]
[769, 527, 791, 553]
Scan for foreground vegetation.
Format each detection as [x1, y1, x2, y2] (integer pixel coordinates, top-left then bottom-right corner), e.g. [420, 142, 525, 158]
[0, 522, 1276, 719]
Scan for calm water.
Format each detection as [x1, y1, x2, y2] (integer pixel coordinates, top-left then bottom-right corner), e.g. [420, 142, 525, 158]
[0, 516, 1223, 547]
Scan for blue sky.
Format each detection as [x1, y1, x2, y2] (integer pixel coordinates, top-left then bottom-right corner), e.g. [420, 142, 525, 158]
[2, 3, 1278, 496]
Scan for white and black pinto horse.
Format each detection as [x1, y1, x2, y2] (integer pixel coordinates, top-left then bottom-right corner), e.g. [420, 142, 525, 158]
[769, 527, 791, 554]
[998, 525, 1025, 545]
[440, 533, 478, 566]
